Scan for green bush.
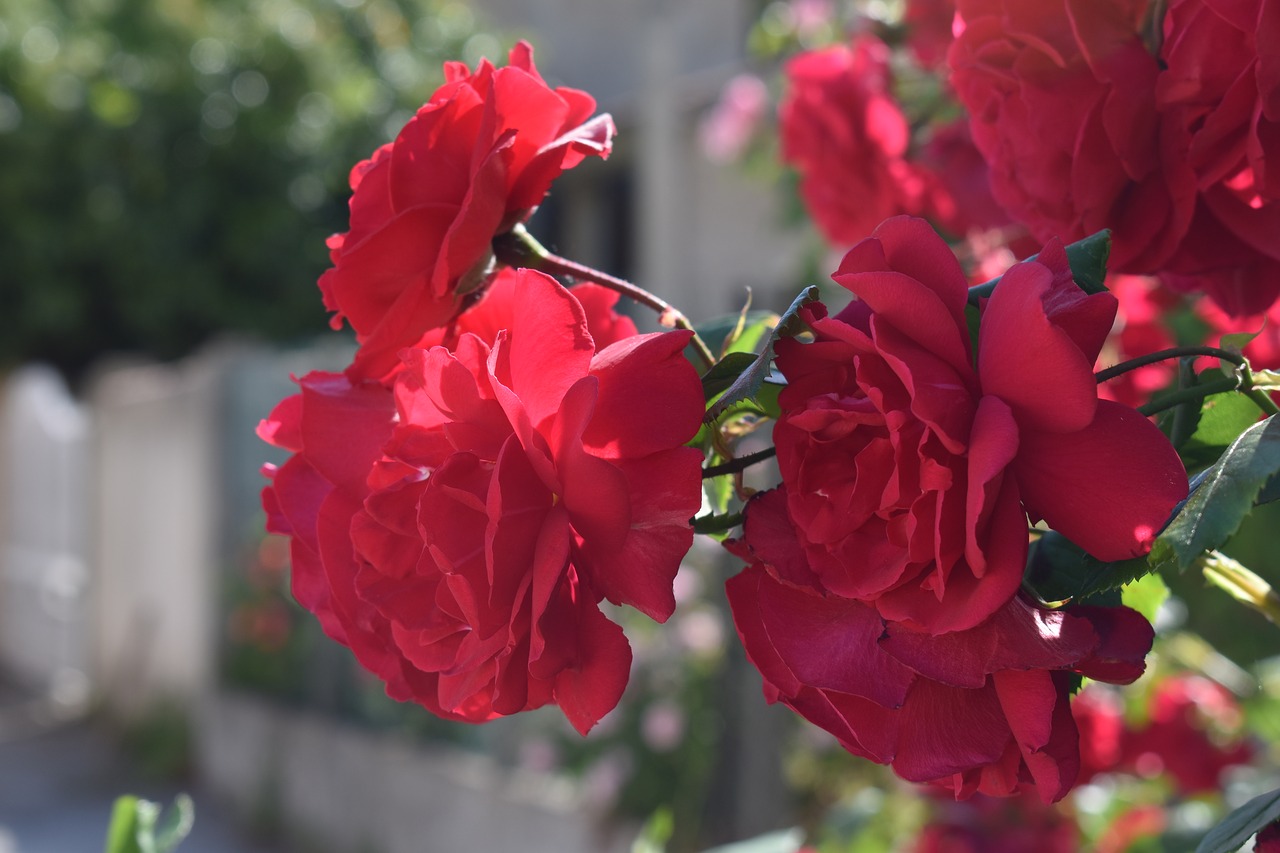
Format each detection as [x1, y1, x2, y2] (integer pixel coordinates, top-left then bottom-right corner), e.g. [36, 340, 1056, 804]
[0, 0, 494, 378]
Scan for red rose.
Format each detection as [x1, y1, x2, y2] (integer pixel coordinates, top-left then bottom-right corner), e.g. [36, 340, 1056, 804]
[319, 42, 615, 381]
[260, 269, 704, 733]
[1071, 685, 1126, 782]
[949, 0, 1197, 273]
[906, 0, 959, 69]
[914, 119, 1012, 237]
[1155, 0, 1280, 315]
[772, 217, 1186, 633]
[726, 488, 1154, 803]
[780, 38, 931, 245]
[1121, 674, 1253, 793]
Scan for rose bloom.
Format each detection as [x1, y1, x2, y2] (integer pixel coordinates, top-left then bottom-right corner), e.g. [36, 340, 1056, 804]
[950, 0, 1197, 276]
[726, 488, 1155, 802]
[320, 42, 615, 381]
[259, 269, 704, 733]
[1122, 673, 1253, 793]
[1156, 0, 1280, 315]
[780, 37, 931, 246]
[771, 217, 1186, 634]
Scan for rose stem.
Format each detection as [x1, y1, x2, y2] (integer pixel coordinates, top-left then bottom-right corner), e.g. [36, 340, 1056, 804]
[702, 446, 777, 479]
[493, 225, 718, 370]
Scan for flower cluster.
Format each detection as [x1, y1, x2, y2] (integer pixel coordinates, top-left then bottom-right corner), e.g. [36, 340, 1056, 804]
[725, 217, 1187, 801]
[260, 46, 705, 733]
[950, 0, 1280, 315]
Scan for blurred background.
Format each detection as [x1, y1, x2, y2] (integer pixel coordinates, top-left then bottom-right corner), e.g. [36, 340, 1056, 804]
[3, 0, 1280, 851]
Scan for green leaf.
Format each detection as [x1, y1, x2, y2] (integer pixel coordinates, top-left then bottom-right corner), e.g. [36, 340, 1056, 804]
[1176, 384, 1263, 471]
[105, 796, 142, 853]
[631, 808, 674, 853]
[1025, 531, 1151, 603]
[151, 795, 194, 853]
[968, 230, 1112, 303]
[1120, 572, 1169, 622]
[1151, 415, 1280, 571]
[104, 794, 194, 853]
[701, 352, 758, 400]
[695, 310, 778, 359]
[705, 286, 817, 425]
[1194, 786, 1280, 853]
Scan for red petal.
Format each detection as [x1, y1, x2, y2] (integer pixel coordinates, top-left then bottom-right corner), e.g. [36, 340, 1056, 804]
[1014, 400, 1187, 561]
[979, 260, 1099, 433]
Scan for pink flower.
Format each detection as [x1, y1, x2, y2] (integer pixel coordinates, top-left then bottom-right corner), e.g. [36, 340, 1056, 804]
[260, 270, 704, 733]
[319, 43, 615, 381]
[699, 74, 769, 164]
[726, 488, 1154, 803]
[771, 217, 1186, 634]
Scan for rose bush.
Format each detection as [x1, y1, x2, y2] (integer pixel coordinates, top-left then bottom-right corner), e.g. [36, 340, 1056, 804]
[260, 269, 704, 732]
[770, 216, 1186, 634]
[319, 42, 615, 381]
[726, 488, 1155, 802]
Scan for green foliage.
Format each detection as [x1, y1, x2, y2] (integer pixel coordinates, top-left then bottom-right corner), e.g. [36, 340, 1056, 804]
[1194, 787, 1280, 853]
[1152, 415, 1280, 571]
[0, 0, 486, 378]
[105, 794, 194, 853]
[1169, 370, 1264, 471]
[1024, 530, 1152, 603]
[705, 286, 817, 424]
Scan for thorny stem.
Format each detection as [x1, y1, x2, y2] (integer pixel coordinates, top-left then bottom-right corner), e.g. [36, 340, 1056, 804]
[493, 225, 717, 370]
[702, 446, 777, 479]
[691, 511, 744, 535]
[1094, 345, 1246, 383]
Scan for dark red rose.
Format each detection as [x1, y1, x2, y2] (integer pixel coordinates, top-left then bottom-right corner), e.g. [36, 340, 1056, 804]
[1095, 274, 1179, 409]
[260, 270, 704, 733]
[780, 37, 931, 245]
[319, 42, 615, 381]
[1155, 0, 1280, 315]
[949, 0, 1197, 273]
[771, 217, 1186, 634]
[725, 488, 1154, 803]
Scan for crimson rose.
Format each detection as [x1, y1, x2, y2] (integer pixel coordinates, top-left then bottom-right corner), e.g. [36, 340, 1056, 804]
[949, 0, 1197, 274]
[1156, 0, 1280, 314]
[780, 37, 930, 246]
[260, 269, 703, 733]
[726, 489, 1154, 803]
[320, 42, 615, 381]
[772, 217, 1186, 634]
